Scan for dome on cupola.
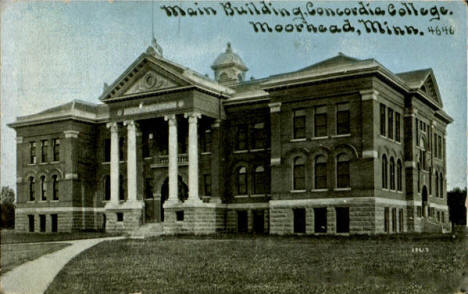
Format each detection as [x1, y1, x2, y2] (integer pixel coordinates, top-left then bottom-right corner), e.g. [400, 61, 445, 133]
[211, 42, 248, 84]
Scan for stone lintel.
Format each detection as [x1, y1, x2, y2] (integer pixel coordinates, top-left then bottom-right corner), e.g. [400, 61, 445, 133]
[64, 130, 80, 138]
[362, 150, 378, 159]
[64, 173, 79, 180]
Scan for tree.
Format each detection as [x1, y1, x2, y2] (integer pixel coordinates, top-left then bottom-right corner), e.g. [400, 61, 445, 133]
[0, 186, 15, 228]
[447, 187, 467, 230]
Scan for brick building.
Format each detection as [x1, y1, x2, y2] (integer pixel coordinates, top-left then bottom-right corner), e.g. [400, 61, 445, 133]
[9, 40, 452, 234]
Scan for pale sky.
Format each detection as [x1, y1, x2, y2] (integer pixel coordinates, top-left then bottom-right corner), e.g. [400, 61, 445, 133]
[1, 1, 466, 190]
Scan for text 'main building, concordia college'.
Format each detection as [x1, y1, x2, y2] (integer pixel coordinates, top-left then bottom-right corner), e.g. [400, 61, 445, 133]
[9, 39, 452, 235]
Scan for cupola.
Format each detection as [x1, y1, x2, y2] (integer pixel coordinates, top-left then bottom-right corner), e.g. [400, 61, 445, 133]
[211, 42, 248, 84]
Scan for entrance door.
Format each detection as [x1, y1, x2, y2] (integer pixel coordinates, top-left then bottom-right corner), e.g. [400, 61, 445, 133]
[252, 210, 264, 234]
[51, 214, 58, 233]
[237, 210, 248, 233]
[144, 178, 156, 222]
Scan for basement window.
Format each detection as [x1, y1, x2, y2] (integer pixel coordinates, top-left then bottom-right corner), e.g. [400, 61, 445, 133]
[176, 211, 184, 221]
[116, 212, 124, 222]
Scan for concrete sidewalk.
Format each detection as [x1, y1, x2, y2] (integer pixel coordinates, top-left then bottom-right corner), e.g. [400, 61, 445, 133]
[1, 236, 124, 294]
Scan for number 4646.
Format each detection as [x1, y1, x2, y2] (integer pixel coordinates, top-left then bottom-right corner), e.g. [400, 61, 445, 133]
[428, 25, 455, 35]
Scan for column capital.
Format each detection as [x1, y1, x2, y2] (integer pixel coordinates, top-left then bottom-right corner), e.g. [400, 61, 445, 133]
[268, 102, 282, 113]
[16, 136, 23, 144]
[184, 112, 202, 123]
[106, 122, 119, 133]
[64, 130, 80, 138]
[360, 89, 379, 101]
[164, 114, 177, 126]
[123, 120, 138, 129]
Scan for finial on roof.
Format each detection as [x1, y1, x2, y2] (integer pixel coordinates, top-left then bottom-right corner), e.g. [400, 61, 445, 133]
[147, 37, 163, 57]
[226, 42, 232, 53]
[338, 52, 345, 56]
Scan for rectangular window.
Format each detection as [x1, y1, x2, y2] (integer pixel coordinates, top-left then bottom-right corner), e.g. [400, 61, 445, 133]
[39, 215, 46, 232]
[395, 113, 401, 142]
[116, 212, 124, 222]
[201, 130, 212, 153]
[314, 106, 327, 137]
[398, 209, 404, 232]
[293, 162, 305, 190]
[142, 132, 153, 158]
[236, 125, 248, 150]
[438, 136, 442, 158]
[336, 207, 350, 233]
[293, 208, 306, 233]
[104, 139, 111, 162]
[30, 142, 37, 164]
[314, 208, 327, 233]
[380, 104, 386, 136]
[391, 208, 397, 233]
[415, 118, 419, 141]
[337, 160, 350, 188]
[237, 210, 248, 233]
[41, 140, 48, 162]
[430, 207, 435, 217]
[441, 212, 445, 223]
[52, 139, 60, 161]
[176, 211, 184, 221]
[315, 161, 327, 189]
[437, 211, 440, 222]
[293, 109, 306, 139]
[28, 215, 35, 232]
[388, 109, 394, 140]
[442, 138, 445, 160]
[51, 214, 58, 233]
[336, 103, 350, 135]
[252, 122, 266, 149]
[417, 206, 422, 217]
[252, 210, 265, 234]
[204, 174, 212, 196]
[384, 207, 389, 233]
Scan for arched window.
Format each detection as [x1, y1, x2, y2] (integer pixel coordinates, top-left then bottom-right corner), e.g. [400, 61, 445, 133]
[336, 153, 350, 188]
[254, 166, 265, 194]
[397, 160, 402, 191]
[29, 177, 35, 201]
[439, 173, 443, 197]
[382, 155, 388, 189]
[52, 175, 59, 200]
[314, 155, 327, 189]
[237, 167, 247, 195]
[389, 157, 395, 190]
[104, 175, 111, 201]
[40, 176, 47, 201]
[293, 157, 305, 190]
[435, 172, 439, 197]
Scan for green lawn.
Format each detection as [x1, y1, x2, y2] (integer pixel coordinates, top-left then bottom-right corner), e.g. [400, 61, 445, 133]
[1, 242, 70, 273]
[1, 230, 119, 244]
[45, 234, 467, 294]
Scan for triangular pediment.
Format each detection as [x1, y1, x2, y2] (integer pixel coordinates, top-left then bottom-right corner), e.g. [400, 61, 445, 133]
[420, 73, 442, 107]
[100, 54, 191, 101]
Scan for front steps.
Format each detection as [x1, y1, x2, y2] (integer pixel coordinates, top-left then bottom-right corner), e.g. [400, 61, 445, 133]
[129, 222, 164, 239]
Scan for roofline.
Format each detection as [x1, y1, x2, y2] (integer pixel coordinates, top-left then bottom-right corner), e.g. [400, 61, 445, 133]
[8, 115, 102, 129]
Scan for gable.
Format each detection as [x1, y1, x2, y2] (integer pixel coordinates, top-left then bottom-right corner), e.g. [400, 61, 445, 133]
[420, 73, 442, 107]
[100, 54, 191, 101]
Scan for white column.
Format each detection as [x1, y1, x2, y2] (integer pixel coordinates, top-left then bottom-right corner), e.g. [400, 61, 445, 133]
[107, 122, 119, 205]
[164, 114, 178, 204]
[185, 112, 202, 203]
[124, 120, 137, 202]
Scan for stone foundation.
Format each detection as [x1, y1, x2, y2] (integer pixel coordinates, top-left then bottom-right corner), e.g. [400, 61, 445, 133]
[163, 202, 225, 235]
[104, 201, 144, 233]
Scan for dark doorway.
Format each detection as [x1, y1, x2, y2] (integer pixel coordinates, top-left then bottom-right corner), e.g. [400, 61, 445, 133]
[422, 186, 428, 217]
[252, 210, 264, 234]
[314, 208, 327, 233]
[160, 176, 188, 222]
[51, 214, 58, 233]
[237, 210, 248, 233]
[293, 208, 306, 233]
[28, 215, 34, 232]
[144, 178, 156, 222]
[336, 207, 350, 233]
[39, 215, 46, 232]
[102, 214, 106, 232]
